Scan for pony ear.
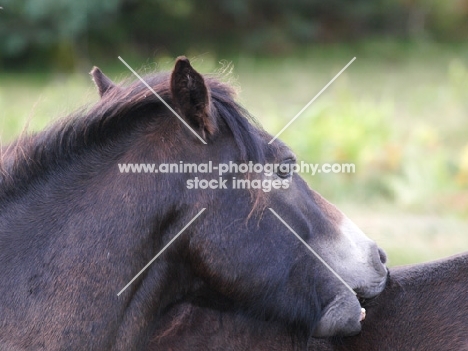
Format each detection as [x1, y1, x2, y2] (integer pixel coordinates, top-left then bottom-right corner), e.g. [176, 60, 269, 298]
[170, 56, 215, 137]
[90, 66, 116, 98]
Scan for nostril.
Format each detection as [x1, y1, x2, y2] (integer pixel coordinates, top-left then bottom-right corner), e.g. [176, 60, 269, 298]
[369, 244, 387, 274]
[378, 248, 387, 264]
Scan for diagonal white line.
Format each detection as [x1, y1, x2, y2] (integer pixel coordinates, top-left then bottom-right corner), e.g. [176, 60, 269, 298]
[268, 208, 356, 295]
[268, 57, 356, 144]
[118, 56, 207, 145]
[117, 208, 206, 296]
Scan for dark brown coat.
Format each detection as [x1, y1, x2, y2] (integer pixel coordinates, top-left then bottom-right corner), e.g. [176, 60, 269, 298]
[149, 253, 468, 351]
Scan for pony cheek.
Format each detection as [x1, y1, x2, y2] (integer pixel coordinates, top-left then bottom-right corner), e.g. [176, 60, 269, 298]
[311, 294, 363, 337]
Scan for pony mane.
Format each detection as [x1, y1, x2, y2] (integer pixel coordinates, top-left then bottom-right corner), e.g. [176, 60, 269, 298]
[0, 70, 268, 202]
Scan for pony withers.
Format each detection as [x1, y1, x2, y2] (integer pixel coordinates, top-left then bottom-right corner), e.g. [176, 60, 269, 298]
[148, 252, 468, 351]
[0, 57, 387, 350]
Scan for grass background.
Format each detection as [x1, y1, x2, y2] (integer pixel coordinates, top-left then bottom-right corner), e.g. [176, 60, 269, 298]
[1, 42, 468, 266]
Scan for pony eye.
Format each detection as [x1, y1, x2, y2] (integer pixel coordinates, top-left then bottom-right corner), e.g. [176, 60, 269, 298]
[276, 160, 296, 179]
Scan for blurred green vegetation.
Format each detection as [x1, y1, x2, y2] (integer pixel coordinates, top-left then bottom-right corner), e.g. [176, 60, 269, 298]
[2, 0, 468, 70]
[0, 0, 465, 331]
